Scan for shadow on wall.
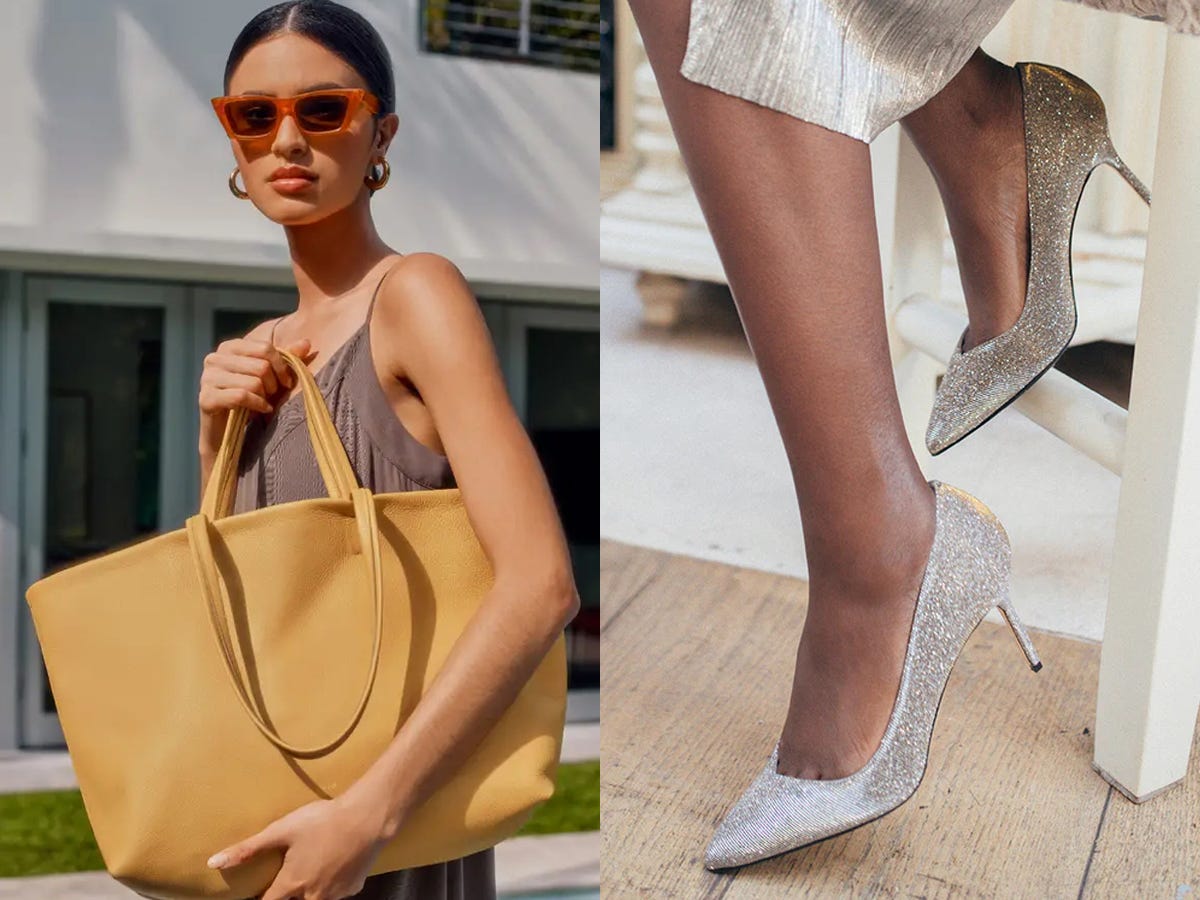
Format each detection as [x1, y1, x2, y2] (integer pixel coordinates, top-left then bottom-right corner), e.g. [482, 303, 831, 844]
[32, 0, 598, 264]
[34, 0, 126, 234]
[33, 0, 262, 235]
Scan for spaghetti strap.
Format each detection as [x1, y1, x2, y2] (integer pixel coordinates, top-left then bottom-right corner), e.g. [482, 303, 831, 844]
[366, 255, 405, 328]
[267, 256, 403, 349]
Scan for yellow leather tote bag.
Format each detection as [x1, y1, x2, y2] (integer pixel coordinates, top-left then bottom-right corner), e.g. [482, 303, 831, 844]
[25, 347, 568, 900]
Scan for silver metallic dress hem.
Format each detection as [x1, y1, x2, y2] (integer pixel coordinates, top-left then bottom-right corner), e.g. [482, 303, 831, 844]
[678, 0, 1200, 143]
[678, 0, 1018, 143]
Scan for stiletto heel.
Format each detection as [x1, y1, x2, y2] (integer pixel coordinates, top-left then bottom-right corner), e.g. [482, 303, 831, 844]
[925, 60, 1153, 455]
[704, 480, 1037, 870]
[1096, 135, 1152, 206]
[996, 591, 1043, 672]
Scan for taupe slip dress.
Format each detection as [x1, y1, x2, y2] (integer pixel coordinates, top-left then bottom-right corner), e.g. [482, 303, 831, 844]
[230, 267, 498, 900]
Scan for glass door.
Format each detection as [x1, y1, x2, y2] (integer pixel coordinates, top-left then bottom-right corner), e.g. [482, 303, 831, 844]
[0, 273, 23, 750]
[189, 286, 298, 515]
[19, 276, 187, 746]
[14, 278, 597, 745]
[505, 305, 600, 722]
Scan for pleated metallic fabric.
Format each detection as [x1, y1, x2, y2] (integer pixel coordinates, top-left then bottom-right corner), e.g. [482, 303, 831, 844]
[679, 0, 1019, 142]
[678, 0, 1200, 144]
[1062, 0, 1200, 33]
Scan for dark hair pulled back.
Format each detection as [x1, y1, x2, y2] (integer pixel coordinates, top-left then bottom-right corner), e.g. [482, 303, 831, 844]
[223, 1, 395, 120]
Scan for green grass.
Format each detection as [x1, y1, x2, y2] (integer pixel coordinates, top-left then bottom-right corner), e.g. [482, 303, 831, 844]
[0, 760, 599, 878]
[0, 790, 104, 876]
[518, 760, 600, 835]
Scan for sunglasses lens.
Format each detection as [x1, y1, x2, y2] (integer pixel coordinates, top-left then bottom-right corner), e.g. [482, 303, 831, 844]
[226, 98, 278, 137]
[295, 93, 351, 132]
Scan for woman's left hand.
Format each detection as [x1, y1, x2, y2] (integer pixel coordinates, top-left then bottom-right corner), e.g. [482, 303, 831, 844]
[206, 794, 390, 900]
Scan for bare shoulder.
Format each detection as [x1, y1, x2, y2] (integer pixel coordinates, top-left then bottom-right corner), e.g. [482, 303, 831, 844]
[371, 253, 494, 385]
[375, 252, 480, 329]
[387, 251, 469, 287]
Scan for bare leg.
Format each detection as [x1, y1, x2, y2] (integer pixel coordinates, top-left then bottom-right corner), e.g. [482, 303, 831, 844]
[902, 48, 1030, 352]
[627, 0, 936, 779]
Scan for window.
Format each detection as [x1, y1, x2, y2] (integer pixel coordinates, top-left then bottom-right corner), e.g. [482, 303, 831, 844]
[600, 0, 613, 149]
[422, 1, 602, 74]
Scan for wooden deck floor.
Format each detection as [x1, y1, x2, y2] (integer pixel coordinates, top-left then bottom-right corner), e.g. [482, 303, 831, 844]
[600, 539, 1200, 898]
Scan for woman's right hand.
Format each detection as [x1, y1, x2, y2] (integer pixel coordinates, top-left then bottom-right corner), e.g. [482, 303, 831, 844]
[198, 334, 313, 461]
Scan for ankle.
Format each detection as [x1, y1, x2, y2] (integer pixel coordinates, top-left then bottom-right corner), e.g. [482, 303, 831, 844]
[804, 482, 936, 605]
[904, 55, 1023, 204]
[965, 57, 1022, 135]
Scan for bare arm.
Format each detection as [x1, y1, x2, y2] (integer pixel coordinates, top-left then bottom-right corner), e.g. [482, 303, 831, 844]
[337, 254, 580, 837]
[207, 256, 580, 895]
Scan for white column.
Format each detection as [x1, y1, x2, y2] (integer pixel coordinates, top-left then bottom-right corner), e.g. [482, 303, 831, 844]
[1093, 29, 1200, 803]
[600, 22, 721, 326]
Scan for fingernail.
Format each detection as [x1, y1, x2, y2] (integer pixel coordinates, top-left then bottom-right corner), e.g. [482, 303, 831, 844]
[207, 852, 228, 869]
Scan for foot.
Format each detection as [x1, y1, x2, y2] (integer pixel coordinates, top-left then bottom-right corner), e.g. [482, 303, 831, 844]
[943, 61, 1031, 353]
[776, 483, 937, 779]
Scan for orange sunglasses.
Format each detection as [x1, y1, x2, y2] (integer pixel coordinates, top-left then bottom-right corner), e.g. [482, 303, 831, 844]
[210, 88, 380, 140]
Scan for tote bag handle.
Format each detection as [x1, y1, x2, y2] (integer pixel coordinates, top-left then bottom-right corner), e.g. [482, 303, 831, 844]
[186, 347, 384, 757]
[200, 347, 359, 522]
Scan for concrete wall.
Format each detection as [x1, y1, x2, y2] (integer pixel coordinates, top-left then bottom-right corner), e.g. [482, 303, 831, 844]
[0, 0, 599, 291]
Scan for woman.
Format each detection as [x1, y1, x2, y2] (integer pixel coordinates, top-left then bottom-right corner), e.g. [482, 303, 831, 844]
[196, 3, 580, 898]
[626, 0, 1172, 873]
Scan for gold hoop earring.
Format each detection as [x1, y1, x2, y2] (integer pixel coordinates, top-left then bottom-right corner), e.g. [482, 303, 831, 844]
[365, 158, 391, 192]
[228, 166, 250, 200]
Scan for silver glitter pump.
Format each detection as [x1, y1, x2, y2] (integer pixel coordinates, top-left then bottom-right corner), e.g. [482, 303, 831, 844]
[925, 61, 1152, 455]
[704, 480, 1043, 871]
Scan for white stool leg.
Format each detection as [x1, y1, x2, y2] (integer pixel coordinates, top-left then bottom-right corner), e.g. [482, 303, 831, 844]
[1093, 29, 1200, 803]
[874, 123, 946, 459]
